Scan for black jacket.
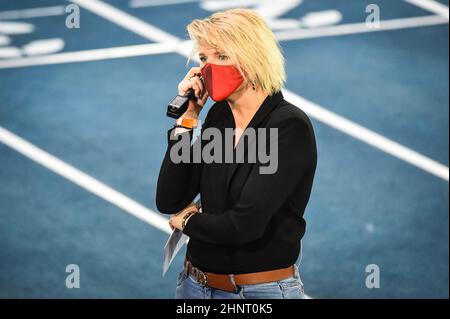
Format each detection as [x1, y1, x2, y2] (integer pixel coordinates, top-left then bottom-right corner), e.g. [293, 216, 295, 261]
[156, 91, 317, 274]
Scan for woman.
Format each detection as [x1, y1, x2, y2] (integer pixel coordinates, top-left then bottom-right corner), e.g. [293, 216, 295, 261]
[156, 8, 317, 299]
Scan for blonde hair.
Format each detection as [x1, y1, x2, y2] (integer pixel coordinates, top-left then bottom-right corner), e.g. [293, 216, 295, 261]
[186, 8, 286, 96]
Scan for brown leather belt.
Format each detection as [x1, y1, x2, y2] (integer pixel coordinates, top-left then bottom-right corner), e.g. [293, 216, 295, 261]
[184, 259, 295, 293]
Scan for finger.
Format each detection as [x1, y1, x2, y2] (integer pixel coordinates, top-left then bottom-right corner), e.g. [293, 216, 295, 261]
[178, 81, 189, 96]
[179, 79, 196, 96]
[190, 77, 204, 97]
[190, 75, 203, 89]
[190, 81, 201, 98]
[200, 90, 209, 104]
[185, 67, 201, 80]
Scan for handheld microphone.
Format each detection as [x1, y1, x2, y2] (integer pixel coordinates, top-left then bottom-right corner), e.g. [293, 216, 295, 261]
[166, 88, 196, 119]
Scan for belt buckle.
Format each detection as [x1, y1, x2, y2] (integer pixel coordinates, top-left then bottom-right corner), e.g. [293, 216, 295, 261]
[192, 266, 208, 287]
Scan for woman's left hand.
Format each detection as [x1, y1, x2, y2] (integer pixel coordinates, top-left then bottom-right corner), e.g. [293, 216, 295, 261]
[169, 208, 196, 231]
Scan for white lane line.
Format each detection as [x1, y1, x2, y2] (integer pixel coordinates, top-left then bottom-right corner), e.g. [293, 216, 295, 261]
[0, 126, 172, 235]
[0, 127, 311, 299]
[70, 0, 180, 43]
[275, 15, 448, 41]
[129, 0, 199, 8]
[21, 38, 65, 56]
[282, 90, 449, 182]
[0, 42, 183, 69]
[404, 0, 449, 20]
[0, 21, 35, 34]
[0, 14, 447, 70]
[0, 6, 66, 20]
[199, 0, 300, 18]
[75, 1, 449, 182]
[0, 34, 11, 45]
[298, 10, 342, 28]
[0, 46, 22, 59]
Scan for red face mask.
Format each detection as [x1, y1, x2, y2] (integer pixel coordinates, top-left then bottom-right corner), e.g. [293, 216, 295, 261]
[200, 63, 244, 102]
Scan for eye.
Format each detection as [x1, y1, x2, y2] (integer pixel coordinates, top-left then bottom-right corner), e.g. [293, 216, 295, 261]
[199, 56, 207, 62]
[218, 54, 229, 60]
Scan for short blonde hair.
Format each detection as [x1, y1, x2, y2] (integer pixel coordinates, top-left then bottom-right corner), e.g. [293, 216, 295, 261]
[186, 8, 286, 96]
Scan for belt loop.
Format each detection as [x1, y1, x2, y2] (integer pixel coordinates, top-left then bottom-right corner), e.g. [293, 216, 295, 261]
[293, 264, 299, 279]
[229, 274, 239, 294]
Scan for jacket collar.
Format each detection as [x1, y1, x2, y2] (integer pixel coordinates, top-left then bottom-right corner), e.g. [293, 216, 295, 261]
[222, 90, 284, 130]
[223, 90, 284, 191]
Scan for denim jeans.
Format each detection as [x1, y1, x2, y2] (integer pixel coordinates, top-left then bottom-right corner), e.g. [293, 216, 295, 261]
[175, 264, 305, 299]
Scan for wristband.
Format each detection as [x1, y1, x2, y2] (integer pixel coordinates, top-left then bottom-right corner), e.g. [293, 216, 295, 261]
[176, 117, 198, 129]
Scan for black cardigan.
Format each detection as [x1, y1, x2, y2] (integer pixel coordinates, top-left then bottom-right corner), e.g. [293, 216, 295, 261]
[156, 91, 317, 274]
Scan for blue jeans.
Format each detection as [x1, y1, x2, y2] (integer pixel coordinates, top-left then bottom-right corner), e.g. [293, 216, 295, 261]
[175, 264, 305, 299]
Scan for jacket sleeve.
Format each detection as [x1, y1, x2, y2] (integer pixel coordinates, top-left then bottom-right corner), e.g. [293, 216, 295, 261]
[156, 103, 220, 214]
[182, 117, 316, 246]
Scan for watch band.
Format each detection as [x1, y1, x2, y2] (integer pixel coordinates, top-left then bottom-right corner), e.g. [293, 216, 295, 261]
[182, 211, 197, 230]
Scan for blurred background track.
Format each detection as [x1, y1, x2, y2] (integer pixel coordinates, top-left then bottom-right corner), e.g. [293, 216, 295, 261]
[0, 0, 448, 298]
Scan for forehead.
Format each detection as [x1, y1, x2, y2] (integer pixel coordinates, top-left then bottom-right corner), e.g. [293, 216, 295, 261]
[198, 47, 221, 55]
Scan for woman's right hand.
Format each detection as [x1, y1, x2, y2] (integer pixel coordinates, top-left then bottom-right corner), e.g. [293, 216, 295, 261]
[178, 67, 209, 118]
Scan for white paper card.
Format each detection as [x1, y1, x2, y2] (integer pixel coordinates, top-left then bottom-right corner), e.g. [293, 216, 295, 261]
[162, 199, 201, 277]
[162, 229, 189, 277]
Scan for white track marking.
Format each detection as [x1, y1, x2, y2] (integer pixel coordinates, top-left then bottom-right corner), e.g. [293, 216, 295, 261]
[130, 0, 449, 21]
[282, 90, 449, 181]
[70, 0, 180, 43]
[0, 15, 447, 69]
[0, 42, 182, 69]
[275, 15, 448, 41]
[199, 0, 260, 11]
[1, 2, 445, 299]
[70, 0, 193, 57]
[74, 1, 449, 182]
[22, 38, 65, 56]
[0, 126, 310, 299]
[267, 18, 301, 30]
[254, 0, 302, 20]
[199, 0, 302, 20]
[0, 47, 22, 58]
[132, 0, 304, 24]
[299, 10, 342, 28]
[0, 34, 11, 45]
[0, 21, 34, 34]
[404, 0, 449, 20]
[0, 6, 65, 20]
[130, 0, 199, 8]
[0, 127, 172, 235]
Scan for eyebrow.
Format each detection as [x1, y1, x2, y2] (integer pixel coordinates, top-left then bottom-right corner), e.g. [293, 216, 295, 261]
[199, 51, 225, 56]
